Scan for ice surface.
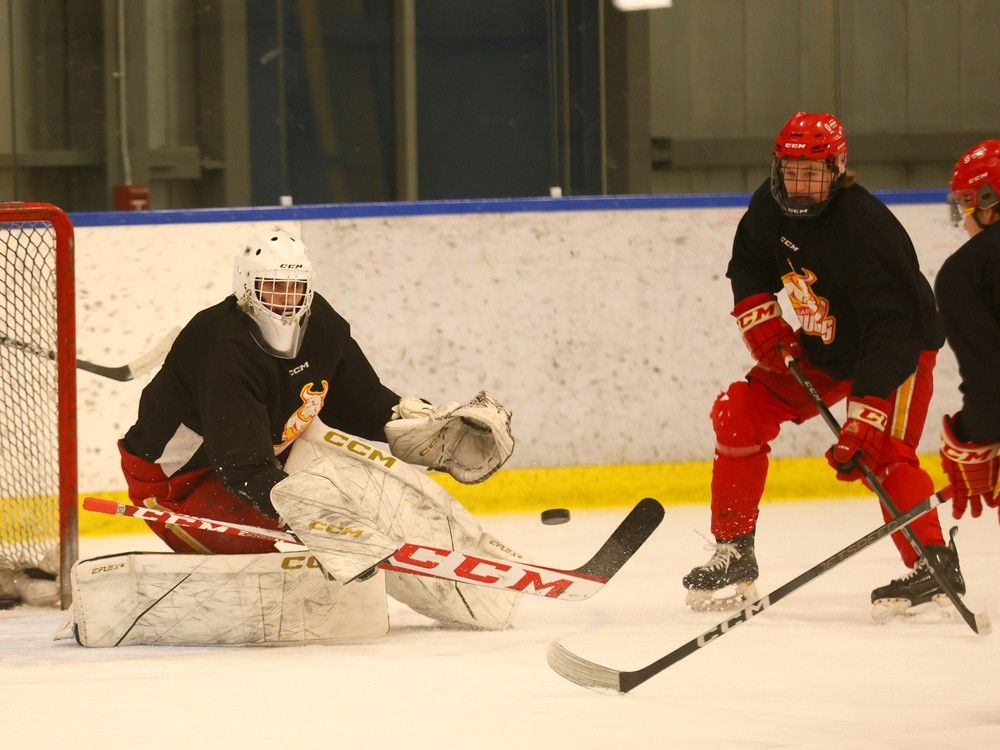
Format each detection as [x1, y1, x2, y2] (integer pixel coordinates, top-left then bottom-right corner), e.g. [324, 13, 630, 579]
[2, 499, 999, 749]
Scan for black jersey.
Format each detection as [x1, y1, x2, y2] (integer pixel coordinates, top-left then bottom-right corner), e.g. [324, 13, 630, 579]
[728, 179, 944, 398]
[934, 221, 1000, 443]
[122, 293, 400, 516]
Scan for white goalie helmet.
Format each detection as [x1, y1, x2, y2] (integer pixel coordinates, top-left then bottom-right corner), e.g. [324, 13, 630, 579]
[233, 228, 315, 359]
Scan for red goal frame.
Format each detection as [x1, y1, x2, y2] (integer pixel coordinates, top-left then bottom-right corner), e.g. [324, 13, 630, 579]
[0, 201, 77, 607]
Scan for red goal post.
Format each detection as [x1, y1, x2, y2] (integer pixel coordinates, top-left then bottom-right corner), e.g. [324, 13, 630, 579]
[0, 202, 77, 608]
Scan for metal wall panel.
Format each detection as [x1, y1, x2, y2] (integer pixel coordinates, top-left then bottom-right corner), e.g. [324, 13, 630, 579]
[650, 0, 1000, 193]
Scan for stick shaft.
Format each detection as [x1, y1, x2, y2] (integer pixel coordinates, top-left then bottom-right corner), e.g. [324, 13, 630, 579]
[780, 349, 987, 635]
[0, 326, 177, 382]
[82, 496, 642, 601]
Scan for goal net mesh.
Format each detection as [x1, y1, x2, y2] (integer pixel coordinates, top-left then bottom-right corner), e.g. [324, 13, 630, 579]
[0, 205, 75, 605]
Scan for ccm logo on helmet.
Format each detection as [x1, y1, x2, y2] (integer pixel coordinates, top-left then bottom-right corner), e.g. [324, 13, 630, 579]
[280, 263, 305, 269]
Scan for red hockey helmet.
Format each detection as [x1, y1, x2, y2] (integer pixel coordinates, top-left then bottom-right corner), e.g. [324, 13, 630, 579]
[770, 112, 848, 218]
[948, 140, 1000, 226]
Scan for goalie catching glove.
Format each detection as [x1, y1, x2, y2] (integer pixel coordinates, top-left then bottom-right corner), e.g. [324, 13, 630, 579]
[384, 390, 514, 483]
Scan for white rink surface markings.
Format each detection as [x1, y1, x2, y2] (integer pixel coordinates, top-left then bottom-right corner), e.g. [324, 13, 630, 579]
[2, 498, 999, 749]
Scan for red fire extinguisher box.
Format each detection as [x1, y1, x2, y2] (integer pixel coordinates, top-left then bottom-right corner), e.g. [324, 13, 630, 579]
[113, 184, 150, 211]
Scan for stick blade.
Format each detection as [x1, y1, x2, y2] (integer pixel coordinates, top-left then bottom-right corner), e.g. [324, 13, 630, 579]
[975, 611, 992, 636]
[547, 641, 624, 694]
[126, 326, 181, 379]
[574, 497, 664, 579]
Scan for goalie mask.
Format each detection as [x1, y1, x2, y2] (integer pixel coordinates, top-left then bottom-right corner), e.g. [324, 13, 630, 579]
[233, 228, 315, 359]
[769, 112, 847, 218]
[948, 140, 1000, 228]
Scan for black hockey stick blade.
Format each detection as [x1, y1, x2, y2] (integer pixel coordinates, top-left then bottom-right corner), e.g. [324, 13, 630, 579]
[569, 497, 664, 579]
[779, 346, 990, 636]
[548, 489, 971, 694]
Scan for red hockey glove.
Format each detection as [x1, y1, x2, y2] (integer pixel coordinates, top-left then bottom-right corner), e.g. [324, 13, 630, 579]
[825, 395, 891, 481]
[731, 293, 803, 373]
[939, 414, 1000, 522]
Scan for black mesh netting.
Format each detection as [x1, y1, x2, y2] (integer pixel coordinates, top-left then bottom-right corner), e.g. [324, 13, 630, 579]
[0, 220, 60, 573]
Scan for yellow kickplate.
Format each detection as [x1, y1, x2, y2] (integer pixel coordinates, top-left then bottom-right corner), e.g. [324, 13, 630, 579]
[78, 454, 947, 536]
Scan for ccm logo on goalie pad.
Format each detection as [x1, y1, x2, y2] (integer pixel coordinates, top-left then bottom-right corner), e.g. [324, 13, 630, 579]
[388, 544, 579, 598]
[281, 555, 324, 569]
[307, 519, 365, 539]
[322, 429, 397, 468]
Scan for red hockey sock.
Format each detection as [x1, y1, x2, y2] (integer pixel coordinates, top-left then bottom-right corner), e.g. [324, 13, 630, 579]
[710, 447, 768, 540]
[873, 462, 944, 567]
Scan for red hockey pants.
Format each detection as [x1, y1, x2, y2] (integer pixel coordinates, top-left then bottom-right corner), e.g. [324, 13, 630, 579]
[118, 440, 283, 554]
[709, 350, 942, 568]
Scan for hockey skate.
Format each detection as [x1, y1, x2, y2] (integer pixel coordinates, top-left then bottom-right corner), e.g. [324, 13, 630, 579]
[871, 527, 966, 624]
[683, 533, 759, 612]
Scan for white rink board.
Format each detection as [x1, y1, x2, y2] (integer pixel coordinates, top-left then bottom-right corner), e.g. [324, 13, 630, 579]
[73, 202, 966, 491]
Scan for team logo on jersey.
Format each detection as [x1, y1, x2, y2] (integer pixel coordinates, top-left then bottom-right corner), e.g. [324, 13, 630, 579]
[275, 380, 330, 454]
[781, 267, 836, 343]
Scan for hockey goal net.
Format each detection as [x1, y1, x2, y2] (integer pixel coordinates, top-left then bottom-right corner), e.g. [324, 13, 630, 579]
[0, 202, 77, 608]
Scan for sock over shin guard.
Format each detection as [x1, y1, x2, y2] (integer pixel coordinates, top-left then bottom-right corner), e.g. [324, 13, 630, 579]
[709, 382, 781, 540]
[874, 462, 943, 567]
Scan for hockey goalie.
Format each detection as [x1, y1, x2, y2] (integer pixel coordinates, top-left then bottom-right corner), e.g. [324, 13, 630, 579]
[62, 228, 519, 647]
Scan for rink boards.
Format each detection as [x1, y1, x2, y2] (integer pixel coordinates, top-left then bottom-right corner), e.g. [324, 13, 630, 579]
[67, 192, 960, 533]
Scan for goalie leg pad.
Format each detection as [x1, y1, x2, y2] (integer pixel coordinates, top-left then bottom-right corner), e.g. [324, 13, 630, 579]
[385, 529, 523, 631]
[64, 551, 388, 647]
[280, 422, 523, 629]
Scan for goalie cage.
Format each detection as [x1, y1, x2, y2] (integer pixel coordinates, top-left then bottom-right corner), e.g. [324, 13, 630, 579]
[0, 202, 77, 609]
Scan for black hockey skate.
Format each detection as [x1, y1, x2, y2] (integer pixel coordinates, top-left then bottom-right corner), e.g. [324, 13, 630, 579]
[683, 533, 759, 611]
[871, 527, 966, 624]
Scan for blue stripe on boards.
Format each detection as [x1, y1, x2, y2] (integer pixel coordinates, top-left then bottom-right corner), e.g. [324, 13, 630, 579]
[69, 189, 949, 228]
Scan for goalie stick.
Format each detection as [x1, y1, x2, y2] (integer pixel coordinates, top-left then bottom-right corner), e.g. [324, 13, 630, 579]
[83, 496, 664, 601]
[548, 486, 964, 693]
[780, 347, 990, 636]
[0, 326, 178, 382]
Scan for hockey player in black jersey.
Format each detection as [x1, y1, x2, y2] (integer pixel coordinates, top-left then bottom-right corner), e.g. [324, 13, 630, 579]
[935, 140, 1000, 525]
[682, 112, 962, 620]
[120, 228, 405, 553]
[99, 228, 523, 642]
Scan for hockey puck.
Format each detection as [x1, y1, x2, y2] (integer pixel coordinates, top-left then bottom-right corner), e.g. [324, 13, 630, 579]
[540, 508, 570, 525]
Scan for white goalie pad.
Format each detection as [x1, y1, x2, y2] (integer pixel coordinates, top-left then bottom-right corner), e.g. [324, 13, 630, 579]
[383, 390, 514, 483]
[277, 421, 523, 630]
[61, 550, 388, 647]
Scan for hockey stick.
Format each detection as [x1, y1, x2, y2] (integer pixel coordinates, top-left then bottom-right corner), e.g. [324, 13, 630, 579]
[780, 348, 990, 636]
[83, 496, 664, 601]
[0, 326, 178, 381]
[548, 487, 953, 693]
